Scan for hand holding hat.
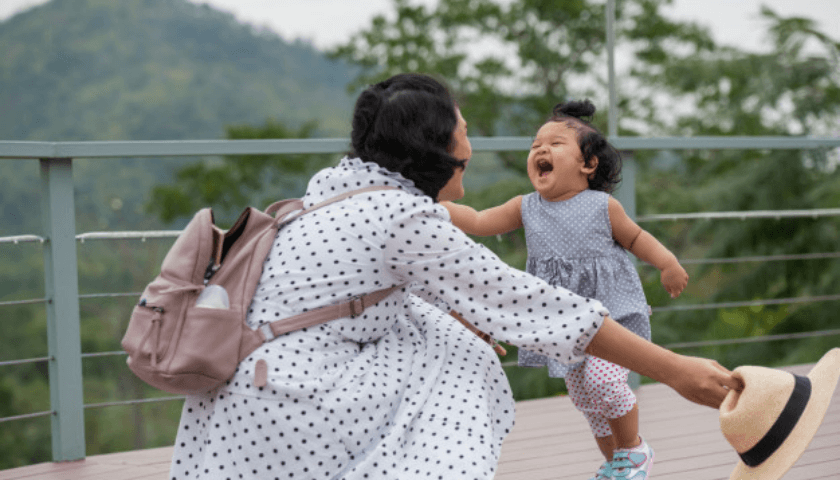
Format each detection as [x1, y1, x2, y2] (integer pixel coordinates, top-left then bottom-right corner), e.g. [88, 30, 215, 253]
[719, 348, 840, 480]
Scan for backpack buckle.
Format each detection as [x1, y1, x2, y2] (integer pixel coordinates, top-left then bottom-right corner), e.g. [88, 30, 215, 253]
[259, 323, 276, 342]
[348, 295, 365, 318]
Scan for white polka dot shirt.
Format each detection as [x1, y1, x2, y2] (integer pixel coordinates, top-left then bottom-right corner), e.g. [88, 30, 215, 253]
[169, 157, 608, 480]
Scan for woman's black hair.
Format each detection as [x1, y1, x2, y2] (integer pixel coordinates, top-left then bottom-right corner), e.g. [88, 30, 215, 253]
[549, 99, 622, 193]
[350, 73, 467, 200]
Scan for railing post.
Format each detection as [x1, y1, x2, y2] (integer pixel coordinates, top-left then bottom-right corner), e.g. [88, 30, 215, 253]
[606, 0, 642, 390]
[606, 0, 617, 138]
[615, 153, 637, 220]
[614, 152, 641, 390]
[40, 158, 86, 461]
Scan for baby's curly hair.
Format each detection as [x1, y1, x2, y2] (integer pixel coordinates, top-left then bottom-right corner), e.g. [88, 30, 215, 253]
[548, 100, 622, 193]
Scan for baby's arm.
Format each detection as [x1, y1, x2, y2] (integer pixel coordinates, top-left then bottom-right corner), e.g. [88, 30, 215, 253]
[608, 197, 689, 298]
[441, 196, 524, 236]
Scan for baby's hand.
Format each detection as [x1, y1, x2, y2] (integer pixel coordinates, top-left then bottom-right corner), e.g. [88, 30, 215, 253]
[661, 263, 688, 298]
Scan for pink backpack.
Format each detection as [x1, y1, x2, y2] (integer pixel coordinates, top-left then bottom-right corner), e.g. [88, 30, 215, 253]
[121, 186, 400, 394]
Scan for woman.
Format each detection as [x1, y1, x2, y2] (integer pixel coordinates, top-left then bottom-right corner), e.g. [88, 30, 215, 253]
[168, 73, 739, 480]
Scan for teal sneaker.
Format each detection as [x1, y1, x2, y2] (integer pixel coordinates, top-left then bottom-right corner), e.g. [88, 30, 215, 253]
[610, 437, 654, 479]
[588, 460, 612, 480]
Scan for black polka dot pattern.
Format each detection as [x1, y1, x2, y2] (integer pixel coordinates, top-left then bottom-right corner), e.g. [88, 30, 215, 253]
[169, 157, 608, 479]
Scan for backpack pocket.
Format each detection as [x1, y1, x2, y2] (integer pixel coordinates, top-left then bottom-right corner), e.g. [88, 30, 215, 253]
[122, 302, 171, 367]
[168, 305, 244, 383]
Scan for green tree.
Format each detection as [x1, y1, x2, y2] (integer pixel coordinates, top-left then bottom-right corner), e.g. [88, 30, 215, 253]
[330, 0, 840, 394]
[0, 0, 355, 142]
[330, 0, 714, 157]
[631, 7, 840, 367]
[148, 119, 336, 226]
[327, 0, 723, 399]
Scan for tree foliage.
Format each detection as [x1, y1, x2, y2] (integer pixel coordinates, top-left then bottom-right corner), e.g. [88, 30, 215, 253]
[0, 0, 356, 142]
[632, 7, 840, 368]
[147, 119, 336, 225]
[329, 0, 716, 172]
[0, 0, 357, 236]
[331, 0, 840, 388]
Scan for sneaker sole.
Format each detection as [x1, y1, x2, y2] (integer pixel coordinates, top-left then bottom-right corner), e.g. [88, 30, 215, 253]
[643, 449, 654, 479]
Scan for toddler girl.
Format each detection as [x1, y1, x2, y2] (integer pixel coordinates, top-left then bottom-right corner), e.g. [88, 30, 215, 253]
[443, 100, 688, 480]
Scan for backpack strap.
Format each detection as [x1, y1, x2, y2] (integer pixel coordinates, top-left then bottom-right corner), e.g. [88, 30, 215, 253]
[256, 184, 402, 343]
[258, 284, 404, 342]
[265, 198, 304, 220]
[268, 185, 397, 227]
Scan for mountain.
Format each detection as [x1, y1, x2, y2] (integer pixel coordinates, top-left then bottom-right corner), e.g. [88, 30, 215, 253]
[0, 0, 358, 141]
[0, 0, 363, 236]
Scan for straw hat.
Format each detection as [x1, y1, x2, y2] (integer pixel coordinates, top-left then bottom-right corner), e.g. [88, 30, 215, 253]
[719, 348, 840, 480]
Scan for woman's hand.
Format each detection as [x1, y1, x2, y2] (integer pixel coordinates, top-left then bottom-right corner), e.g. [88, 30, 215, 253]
[666, 356, 743, 408]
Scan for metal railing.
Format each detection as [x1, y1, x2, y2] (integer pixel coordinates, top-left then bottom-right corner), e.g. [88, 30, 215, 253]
[2, 135, 840, 463]
[2, 0, 840, 464]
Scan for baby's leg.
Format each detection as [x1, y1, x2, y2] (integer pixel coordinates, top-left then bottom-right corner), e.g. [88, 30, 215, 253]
[609, 404, 640, 449]
[565, 360, 615, 461]
[586, 356, 640, 449]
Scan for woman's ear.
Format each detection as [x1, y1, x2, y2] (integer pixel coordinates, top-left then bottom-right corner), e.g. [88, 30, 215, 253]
[583, 155, 599, 179]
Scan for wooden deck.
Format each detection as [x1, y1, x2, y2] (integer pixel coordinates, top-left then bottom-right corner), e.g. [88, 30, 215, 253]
[2, 363, 837, 480]
[496, 363, 840, 480]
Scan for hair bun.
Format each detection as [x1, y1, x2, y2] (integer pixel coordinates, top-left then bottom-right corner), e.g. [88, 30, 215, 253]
[553, 99, 596, 122]
[351, 87, 385, 150]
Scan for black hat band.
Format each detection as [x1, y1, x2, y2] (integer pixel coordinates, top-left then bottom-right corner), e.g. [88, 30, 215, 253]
[739, 374, 811, 467]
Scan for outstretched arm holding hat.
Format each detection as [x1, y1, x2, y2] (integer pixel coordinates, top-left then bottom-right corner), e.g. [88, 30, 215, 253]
[586, 317, 743, 408]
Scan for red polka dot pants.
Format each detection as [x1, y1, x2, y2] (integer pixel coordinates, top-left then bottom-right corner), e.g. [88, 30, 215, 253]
[565, 355, 636, 437]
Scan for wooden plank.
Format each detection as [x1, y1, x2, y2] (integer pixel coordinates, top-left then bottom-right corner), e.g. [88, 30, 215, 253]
[2, 362, 837, 480]
[85, 447, 174, 466]
[0, 448, 172, 480]
[0, 461, 126, 480]
[497, 362, 840, 480]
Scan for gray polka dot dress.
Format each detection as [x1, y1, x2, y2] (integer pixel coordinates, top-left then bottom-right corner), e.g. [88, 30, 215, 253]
[518, 190, 650, 378]
[168, 158, 608, 480]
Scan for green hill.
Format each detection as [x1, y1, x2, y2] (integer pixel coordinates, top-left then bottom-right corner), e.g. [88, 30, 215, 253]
[0, 0, 357, 141]
[0, 0, 362, 236]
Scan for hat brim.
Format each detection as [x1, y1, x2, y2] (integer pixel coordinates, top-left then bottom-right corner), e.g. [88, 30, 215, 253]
[729, 348, 840, 480]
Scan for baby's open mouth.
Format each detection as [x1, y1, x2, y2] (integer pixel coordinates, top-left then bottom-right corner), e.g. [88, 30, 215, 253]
[537, 159, 553, 177]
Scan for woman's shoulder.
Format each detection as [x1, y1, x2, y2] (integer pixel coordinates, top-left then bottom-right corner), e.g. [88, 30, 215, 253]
[304, 157, 428, 206]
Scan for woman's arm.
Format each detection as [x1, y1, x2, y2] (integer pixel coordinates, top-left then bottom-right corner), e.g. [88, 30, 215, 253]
[387, 200, 738, 409]
[441, 196, 524, 236]
[449, 310, 507, 355]
[586, 317, 742, 408]
[608, 197, 688, 298]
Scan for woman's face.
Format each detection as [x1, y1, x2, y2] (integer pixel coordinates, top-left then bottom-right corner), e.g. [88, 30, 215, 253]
[438, 108, 471, 202]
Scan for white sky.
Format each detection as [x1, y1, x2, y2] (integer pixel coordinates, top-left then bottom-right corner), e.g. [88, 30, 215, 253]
[1, 0, 838, 52]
